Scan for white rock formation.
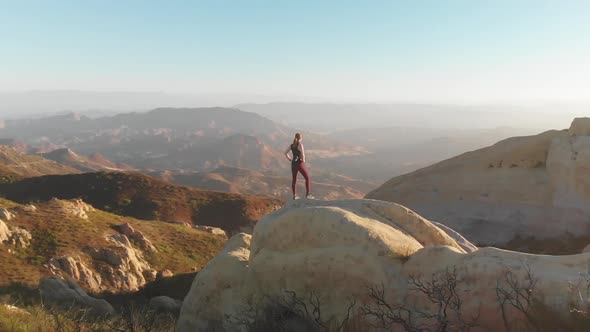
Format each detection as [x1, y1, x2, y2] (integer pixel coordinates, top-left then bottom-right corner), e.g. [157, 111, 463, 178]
[0, 208, 15, 221]
[178, 199, 590, 331]
[367, 118, 590, 246]
[0, 219, 10, 243]
[83, 234, 156, 291]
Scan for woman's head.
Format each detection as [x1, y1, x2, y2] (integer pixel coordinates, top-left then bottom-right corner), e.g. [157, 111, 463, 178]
[293, 133, 302, 145]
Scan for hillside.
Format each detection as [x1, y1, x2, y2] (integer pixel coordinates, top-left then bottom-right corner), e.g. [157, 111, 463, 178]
[0, 197, 226, 292]
[146, 134, 285, 171]
[0, 171, 282, 233]
[0, 145, 79, 181]
[148, 166, 366, 200]
[41, 148, 133, 172]
[366, 118, 590, 251]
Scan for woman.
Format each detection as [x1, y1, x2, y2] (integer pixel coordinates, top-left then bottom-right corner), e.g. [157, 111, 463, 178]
[285, 133, 312, 200]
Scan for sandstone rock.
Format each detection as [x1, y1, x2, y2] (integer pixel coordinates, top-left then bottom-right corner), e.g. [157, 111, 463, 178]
[1, 304, 29, 315]
[0, 219, 10, 243]
[157, 269, 174, 279]
[149, 296, 182, 316]
[193, 225, 227, 237]
[569, 117, 590, 136]
[0, 208, 15, 221]
[178, 199, 590, 331]
[40, 277, 114, 316]
[116, 223, 158, 252]
[47, 256, 102, 292]
[366, 119, 590, 247]
[22, 204, 36, 212]
[83, 234, 153, 291]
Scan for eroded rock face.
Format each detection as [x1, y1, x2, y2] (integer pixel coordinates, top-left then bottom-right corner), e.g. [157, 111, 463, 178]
[0, 219, 10, 243]
[116, 223, 158, 252]
[178, 199, 590, 331]
[39, 277, 114, 316]
[47, 256, 102, 292]
[83, 234, 156, 291]
[367, 118, 590, 247]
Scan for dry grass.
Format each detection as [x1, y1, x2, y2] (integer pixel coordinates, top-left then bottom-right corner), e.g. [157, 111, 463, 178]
[0, 304, 176, 332]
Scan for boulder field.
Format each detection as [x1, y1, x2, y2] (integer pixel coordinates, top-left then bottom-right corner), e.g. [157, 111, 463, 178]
[178, 199, 590, 331]
[367, 118, 590, 247]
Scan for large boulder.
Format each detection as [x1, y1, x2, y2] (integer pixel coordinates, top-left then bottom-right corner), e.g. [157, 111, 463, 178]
[178, 199, 590, 331]
[149, 296, 183, 316]
[39, 277, 114, 316]
[367, 118, 590, 248]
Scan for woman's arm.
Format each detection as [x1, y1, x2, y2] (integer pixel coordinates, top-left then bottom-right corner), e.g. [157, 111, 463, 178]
[299, 143, 305, 163]
[284, 146, 292, 161]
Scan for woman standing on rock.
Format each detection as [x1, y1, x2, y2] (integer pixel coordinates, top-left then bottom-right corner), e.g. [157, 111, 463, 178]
[285, 133, 312, 200]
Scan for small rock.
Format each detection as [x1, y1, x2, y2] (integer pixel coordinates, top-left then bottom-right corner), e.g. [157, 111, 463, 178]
[157, 269, 174, 280]
[193, 225, 227, 237]
[23, 204, 37, 212]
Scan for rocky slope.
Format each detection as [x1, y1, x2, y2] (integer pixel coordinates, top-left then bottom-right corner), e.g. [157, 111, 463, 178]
[0, 197, 226, 293]
[0, 171, 282, 234]
[178, 199, 590, 331]
[366, 118, 590, 251]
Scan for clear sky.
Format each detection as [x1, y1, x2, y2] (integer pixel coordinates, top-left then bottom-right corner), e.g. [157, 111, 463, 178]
[2, 0, 589, 103]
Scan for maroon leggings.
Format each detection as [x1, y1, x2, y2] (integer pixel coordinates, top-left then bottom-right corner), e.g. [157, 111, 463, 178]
[291, 162, 310, 196]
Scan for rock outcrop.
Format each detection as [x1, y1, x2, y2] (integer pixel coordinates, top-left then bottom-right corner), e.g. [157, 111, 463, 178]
[47, 256, 102, 292]
[40, 277, 114, 316]
[367, 118, 590, 247]
[48, 198, 95, 219]
[83, 234, 156, 291]
[0, 218, 31, 249]
[116, 223, 158, 252]
[193, 225, 227, 237]
[178, 199, 590, 331]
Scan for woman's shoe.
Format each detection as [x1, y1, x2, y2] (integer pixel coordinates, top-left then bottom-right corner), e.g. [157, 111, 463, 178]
[306, 194, 315, 199]
[293, 195, 300, 200]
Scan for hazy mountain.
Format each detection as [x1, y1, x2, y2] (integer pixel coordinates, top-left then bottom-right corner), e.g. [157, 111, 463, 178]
[41, 148, 133, 172]
[235, 102, 583, 132]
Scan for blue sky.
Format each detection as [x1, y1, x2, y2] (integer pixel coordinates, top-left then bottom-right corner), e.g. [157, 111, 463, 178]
[2, 1, 589, 103]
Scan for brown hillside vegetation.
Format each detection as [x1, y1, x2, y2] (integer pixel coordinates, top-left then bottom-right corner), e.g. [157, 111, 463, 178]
[0, 198, 225, 290]
[41, 148, 134, 172]
[0, 171, 282, 233]
[0, 145, 79, 182]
